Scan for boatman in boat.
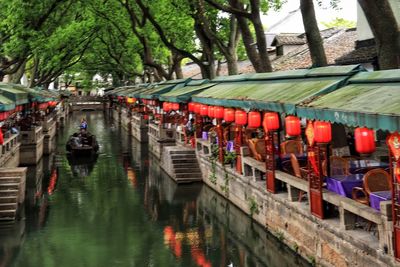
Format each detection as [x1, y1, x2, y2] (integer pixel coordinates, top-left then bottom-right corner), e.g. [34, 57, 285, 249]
[80, 118, 88, 133]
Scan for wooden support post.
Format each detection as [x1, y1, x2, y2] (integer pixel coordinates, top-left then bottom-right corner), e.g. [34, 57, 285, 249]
[217, 119, 224, 164]
[308, 144, 327, 219]
[235, 126, 243, 174]
[195, 114, 203, 139]
[388, 148, 400, 260]
[265, 131, 276, 193]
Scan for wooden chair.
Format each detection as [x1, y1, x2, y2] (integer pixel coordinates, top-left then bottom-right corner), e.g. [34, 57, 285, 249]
[352, 168, 391, 206]
[290, 153, 310, 202]
[290, 153, 309, 180]
[330, 156, 350, 176]
[281, 140, 303, 155]
[248, 138, 266, 161]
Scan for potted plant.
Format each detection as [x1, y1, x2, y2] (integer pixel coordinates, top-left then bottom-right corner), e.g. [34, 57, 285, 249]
[224, 151, 237, 168]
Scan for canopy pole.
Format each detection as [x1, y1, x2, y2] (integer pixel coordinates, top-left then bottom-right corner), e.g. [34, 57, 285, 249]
[217, 119, 224, 164]
[265, 131, 276, 193]
[195, 114, 203, 139]
[388, 147, 400, 260]
[235, 125, 243, 174]
[308, 143, 327, 219]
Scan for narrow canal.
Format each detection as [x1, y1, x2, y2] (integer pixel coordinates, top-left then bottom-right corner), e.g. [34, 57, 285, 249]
[1, 111, 310, 267]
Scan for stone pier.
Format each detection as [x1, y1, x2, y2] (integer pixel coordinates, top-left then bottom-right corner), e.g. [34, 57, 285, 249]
[19, 126, 44, 165]
[0, 133, 20, 168]
[41, 115, 57, 155]
[131, 113, 148, 143]
[148, 122, 175, 159]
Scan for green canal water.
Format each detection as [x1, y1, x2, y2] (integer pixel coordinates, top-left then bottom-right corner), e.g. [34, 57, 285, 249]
[1, 111, 310, 267]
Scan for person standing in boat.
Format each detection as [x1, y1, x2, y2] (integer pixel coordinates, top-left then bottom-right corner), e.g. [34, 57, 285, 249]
[80, 118, 88, 133]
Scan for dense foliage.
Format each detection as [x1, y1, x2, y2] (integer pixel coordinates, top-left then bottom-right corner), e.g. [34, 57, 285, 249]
[0, 0, 398, 89]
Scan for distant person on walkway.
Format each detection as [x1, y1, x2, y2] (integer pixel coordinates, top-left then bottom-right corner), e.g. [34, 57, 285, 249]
[185, 118, 195, 136]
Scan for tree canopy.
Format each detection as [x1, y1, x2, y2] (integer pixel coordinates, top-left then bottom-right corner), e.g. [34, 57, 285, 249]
[0, 0, 398, 89]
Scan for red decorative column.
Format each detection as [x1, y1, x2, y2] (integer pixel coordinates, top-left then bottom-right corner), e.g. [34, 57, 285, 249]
[195, 114, 203, 139]
[234, 126, 243, 174]
[387, 133, 400, 260]
[265, 131, 276, 193]
[217, 119, 225, 164]
[307, 121, 330, 219]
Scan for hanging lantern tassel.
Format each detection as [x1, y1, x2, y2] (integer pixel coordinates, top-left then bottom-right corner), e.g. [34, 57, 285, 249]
[355, 127, 376, 154]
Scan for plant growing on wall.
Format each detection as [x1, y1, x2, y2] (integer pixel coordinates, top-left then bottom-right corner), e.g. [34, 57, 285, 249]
[248, 196, 260, 217]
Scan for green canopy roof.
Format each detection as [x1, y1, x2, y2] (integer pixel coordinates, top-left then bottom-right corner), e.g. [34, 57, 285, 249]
[159, 82, 216, 103]
[192, 65, 362, 114]
[136, 78, 192, 99]
[0, 83, 55, 103]
[0, 84, 29, 105]
[0, 95, 16, 111]
[297, 69, 400, 132]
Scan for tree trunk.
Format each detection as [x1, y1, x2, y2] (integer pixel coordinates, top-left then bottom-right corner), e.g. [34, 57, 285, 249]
[174, 60, 183, 79]
[300, 0, 327, 67]
[194, 20, 216, 79]
[358, 0, 400, 69]
[250, 0, 272, 72]
[216, 59, 222, 76]
[236, 14, 263, 72]
[10, 61, 26, 84]
[226, 55, 239, 75]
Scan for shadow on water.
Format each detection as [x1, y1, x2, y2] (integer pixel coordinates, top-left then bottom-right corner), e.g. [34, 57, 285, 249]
[0, 111, 310, 267]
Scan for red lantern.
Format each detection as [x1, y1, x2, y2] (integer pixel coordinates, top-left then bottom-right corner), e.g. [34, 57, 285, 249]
[163, 102, 171, 112]
[171, 102, 180, 111]
[235, 110, 247, 125]
[285, 116, 301, 136]
[214, 106, 224, 119]
[200, 104, 209, 116]
[355, 127, 376, 154]
[126, 97, 135, 104]
[248, 111, 261, 128]
[0, 112, 7, 121]
[188, 102, 196, 112]
[314, 121, 331, 143]
[263, 112, 280, 131]
[194, 103, 201, 114]
[224, 108, 235, 122]
[208, 106, 215, 118]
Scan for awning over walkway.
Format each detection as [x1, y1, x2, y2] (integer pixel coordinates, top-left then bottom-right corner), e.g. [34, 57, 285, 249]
[0, 95, 16, 111]
[297, 69, 400, 132]
[0, 84, 29, 105]
[159, 79, 216, 103]
[0, 83, 55, 103]
[192, 65, 363, 114]
[137, 78, 192, 100]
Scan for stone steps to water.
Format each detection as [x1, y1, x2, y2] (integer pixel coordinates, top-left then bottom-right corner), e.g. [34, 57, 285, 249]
[162, 147, 203, 184]
[171, 154, 197, 160]
[0, 183, 20, 190]
[0, 209, 16, 220]
[0, 176, 21, 183]
[0, 196, 18, 204]
[170, 150, 196, 155]
[0, 190, 19, 197]
[172, 159, 198, 164]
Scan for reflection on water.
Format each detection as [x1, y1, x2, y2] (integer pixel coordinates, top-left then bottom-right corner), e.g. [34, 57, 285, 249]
[67, 154, 98, 177]
[0, 111, 309, 267]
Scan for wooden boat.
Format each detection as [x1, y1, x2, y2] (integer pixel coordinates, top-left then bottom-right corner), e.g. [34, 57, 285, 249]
[66, 132, 99, 155]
